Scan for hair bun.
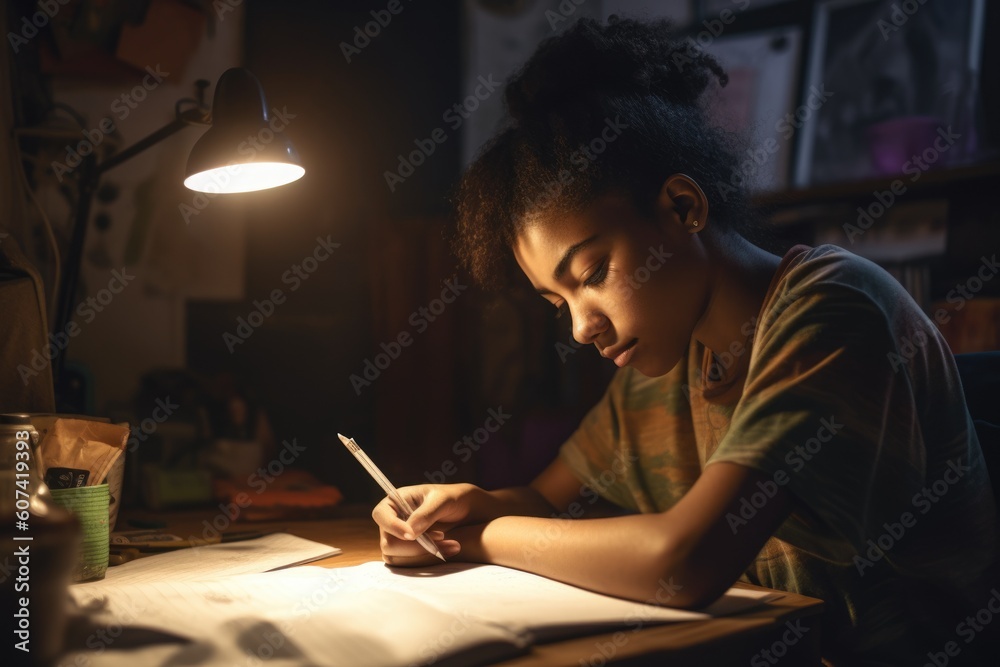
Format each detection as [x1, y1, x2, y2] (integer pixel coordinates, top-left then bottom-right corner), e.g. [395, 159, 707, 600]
[504, 18, 727, 123]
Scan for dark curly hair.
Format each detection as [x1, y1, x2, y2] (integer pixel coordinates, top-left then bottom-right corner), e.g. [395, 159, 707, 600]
[452, 16, 770, 290]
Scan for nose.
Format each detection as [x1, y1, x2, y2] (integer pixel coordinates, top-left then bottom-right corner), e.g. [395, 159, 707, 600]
[571, 305, 609, 346]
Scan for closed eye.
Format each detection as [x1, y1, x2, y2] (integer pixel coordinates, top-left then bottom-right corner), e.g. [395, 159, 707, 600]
[555, 302, 570, 320]
[583, 259, 609, 287]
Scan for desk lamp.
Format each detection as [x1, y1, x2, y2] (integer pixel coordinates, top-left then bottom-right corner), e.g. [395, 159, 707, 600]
[53, 67, 304, 407]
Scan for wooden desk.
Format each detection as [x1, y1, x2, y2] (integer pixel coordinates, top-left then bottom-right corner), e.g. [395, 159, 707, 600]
[122, 508, 825, 666]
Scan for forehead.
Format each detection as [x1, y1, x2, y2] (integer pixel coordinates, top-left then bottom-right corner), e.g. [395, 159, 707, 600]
[512, 195, 636, 273]
[513, 214, 591, 288]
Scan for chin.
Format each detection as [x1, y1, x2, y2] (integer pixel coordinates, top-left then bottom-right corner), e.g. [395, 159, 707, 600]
[632, 358, 672, 378]
[632, 349, 684, 378]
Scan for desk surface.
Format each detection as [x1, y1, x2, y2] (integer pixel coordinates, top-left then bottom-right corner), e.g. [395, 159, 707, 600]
[122, 508, 825, 666]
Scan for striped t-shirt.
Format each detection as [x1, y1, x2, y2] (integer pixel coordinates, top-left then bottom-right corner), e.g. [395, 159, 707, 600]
[559, 244, 998, 664]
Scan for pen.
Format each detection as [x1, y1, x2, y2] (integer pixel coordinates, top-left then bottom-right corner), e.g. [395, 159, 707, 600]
[337, 433, 446, 562]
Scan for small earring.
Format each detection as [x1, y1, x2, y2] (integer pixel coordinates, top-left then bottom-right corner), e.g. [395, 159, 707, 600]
[692, 220, 699, 227]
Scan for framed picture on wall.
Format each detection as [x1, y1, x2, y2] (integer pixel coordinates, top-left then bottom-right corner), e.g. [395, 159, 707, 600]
[699, 26, 803, 193]
[794, 0, 986, 188]
[462, 0, 695, 167]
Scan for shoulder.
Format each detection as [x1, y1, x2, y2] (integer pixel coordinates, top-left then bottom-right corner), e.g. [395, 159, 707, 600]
[779, 244, 905, 296]
[759, 244, 910, 335]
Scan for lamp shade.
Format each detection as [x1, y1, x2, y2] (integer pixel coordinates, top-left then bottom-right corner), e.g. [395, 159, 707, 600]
[184, 68, 304, 193]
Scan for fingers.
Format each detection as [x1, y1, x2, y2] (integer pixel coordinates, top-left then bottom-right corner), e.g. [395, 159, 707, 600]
[381, 536, 461, 567]
[438, 539, 461, 558]
[405, 492, 452, 536]
[371, 497, 413, 539]
[372, 485, 472, 566]
[379, 530, 451, 555]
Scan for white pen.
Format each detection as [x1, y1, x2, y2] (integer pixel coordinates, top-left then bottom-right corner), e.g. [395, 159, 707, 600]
[337, 433, 446, 562]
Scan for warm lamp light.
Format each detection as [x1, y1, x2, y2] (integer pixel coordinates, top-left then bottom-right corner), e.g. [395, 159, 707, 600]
[184, 162, 305, 193]
[183, 68, 304, 193]
[53, 67, 303, 408]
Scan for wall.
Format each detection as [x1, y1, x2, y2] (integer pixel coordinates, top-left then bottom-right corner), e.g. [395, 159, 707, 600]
[14, 3, 247, 416]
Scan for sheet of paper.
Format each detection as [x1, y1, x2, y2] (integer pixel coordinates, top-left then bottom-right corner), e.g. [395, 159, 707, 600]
[350, 562, 778, 639]
[67, 566, 528, 667]
[74, 533, 340, 589]
[65, 561, 778, 667]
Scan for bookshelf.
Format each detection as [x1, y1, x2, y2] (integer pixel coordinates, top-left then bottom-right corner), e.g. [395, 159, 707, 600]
[750, 159, 1000, 353]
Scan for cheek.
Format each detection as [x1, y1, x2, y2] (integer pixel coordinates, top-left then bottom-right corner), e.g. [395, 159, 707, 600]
[635, 260, 706, 341]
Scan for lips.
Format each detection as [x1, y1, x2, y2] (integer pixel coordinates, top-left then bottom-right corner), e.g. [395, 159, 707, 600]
[602, 338, 638, 368]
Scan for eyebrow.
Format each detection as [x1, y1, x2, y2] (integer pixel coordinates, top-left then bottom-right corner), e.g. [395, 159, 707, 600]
[536, 234, 600, 295]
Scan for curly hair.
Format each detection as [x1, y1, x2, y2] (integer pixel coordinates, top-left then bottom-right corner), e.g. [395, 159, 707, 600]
[452, 16, 770, 290]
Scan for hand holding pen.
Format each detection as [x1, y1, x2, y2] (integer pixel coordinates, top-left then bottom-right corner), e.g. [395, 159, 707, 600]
[338, 433, 447, 562]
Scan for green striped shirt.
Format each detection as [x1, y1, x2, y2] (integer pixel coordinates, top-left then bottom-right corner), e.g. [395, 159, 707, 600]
[560, 244, 998, 664]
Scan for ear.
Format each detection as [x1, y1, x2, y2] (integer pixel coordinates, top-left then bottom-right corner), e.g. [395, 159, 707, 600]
[654, 174, 709, 234]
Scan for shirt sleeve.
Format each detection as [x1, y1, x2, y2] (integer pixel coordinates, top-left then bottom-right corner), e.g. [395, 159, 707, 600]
[708, 282, 929, 560]
[557, 369, 642, 512]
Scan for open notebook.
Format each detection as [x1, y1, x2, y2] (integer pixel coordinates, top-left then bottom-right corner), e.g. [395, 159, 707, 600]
[65, 534, 779, 667]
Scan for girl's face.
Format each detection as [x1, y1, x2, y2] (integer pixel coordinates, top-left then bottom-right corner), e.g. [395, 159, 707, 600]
[513, 189, 710, 377]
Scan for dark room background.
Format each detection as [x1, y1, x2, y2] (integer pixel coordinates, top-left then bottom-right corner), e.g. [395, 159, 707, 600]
[3, 0, 998, 508]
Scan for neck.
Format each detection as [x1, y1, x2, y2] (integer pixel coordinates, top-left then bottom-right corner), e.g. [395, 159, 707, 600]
[692, 231, 782, 357]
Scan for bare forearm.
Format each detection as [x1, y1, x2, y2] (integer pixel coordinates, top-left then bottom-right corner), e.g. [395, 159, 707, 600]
[450, 463, 796, 609]
[467, 485, 558, 522]
[451, 513, 708, 608]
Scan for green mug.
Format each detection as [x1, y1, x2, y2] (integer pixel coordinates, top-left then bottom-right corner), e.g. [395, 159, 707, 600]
[49, 483, 109, 582]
